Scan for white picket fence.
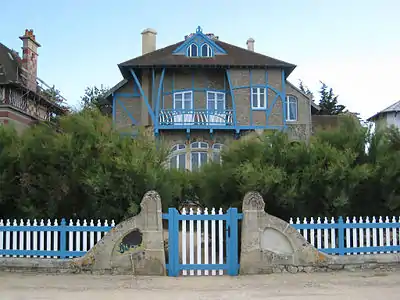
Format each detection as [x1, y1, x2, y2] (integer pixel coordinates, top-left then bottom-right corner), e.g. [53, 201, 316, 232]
[290, 216, 400, 254]
[0, 219, 115, 258]
[180, 207, 225, 276]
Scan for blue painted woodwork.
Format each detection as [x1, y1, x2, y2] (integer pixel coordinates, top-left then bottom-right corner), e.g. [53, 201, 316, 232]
[225, 69, 237, 127]
[281, 69, 287, 128]
[249, 70, 253, 125]
[265, 70, 269, 122]
[173, 26, 227, 57]
[0, 219, 113, 258]
[162, 88, 227, 96]
[158, 108, 234, 129]
[162, 207, 242, 277]
[154, 68, 166, 133]
[115, 98, 138, 125]
[291, 216, 400, 255]
[130, 68, 156, 124]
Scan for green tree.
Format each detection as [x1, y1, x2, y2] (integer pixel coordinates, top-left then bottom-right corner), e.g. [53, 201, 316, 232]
[317, 82, 346, 115]
[298, 80, 315, 101]
[80, 85, 111, 115]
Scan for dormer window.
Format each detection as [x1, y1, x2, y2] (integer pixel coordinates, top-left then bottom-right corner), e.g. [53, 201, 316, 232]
[201, 44, 212, 57]
[187, 43, 198, 57]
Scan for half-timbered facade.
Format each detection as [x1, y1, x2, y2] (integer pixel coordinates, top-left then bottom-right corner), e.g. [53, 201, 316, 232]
[0, 30, 67, 132]
[105, 26, 319, 170]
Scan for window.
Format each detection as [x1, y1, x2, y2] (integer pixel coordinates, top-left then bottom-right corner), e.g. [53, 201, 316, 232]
[201, 44, 212, 57]
[190, 142, 208, 171]
[251, 88, 266, 109]
[207, 92, 225, 111]
[286, 95, 298, 121]
[187, 44, 198, 57]
[0, 65, 4, 75]
[212, 143, 224, 163]
[170, 144, 186, 170]
[174, 91, 193, 110]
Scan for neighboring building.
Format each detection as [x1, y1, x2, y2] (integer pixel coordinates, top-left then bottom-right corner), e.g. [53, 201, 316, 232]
[367, 100, 400, 131]
[0, 29, 67, 132]
[105, 26, 319, 171]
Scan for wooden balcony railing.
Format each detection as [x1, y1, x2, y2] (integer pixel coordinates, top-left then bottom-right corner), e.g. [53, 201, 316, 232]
[158, 109, 234, 127]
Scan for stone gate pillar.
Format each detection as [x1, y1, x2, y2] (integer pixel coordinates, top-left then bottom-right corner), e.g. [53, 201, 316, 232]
[239, 191, 330, 274]
[72, 191, 166, 275]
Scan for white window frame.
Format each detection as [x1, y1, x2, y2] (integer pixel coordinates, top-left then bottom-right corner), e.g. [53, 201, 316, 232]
[173, 91, 193, 110]
[206, 91, 225, 111]
[286, 95, 298, 121]
[190, 142, 209, 171]
[212, 143, 224, 163]
[187, 43, 198, 57]
[201, 43, 212, 57]
[251, 87, 266, 110]
[169, 144, 187, 170]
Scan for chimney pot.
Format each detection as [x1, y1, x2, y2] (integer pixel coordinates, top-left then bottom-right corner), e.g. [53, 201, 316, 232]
[246, 38, 255, 51]
[141, 28, 157, 55]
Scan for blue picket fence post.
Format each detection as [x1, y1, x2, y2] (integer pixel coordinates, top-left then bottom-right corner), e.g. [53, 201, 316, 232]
[167, 208, 179, 277]
[337, 216, 345, 256]
[227, 207, 239, 276]
[59, 218, 67, 259]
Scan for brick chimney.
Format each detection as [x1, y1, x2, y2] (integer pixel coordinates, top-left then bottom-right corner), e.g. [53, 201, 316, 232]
[141, 28, 157, 55]
[246, 38, 255, 51]
[19, 29, 41, 91]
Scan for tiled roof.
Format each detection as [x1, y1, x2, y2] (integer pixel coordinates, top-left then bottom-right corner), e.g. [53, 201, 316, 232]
[118, 40, 296, 77]
[367, 100, 400, 121]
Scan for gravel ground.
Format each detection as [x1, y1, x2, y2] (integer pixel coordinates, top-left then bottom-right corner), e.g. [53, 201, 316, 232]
[1, 271, 400, 300]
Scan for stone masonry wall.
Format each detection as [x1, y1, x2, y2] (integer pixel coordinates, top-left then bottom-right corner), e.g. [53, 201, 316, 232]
[239, 191, 400, 275]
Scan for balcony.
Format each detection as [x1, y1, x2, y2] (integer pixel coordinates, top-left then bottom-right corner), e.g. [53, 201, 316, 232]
[158, 109, 234, 129]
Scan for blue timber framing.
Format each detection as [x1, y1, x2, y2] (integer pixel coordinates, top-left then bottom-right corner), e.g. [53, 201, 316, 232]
[112, 93, 139, 125]
[281, 69, 287, 129]
[265, 70, 269, 122]
[225, 69, 237, 128]
[249, 70, 253, 126]
[130, 68, 156, 125]
[154, 68, 166, 134]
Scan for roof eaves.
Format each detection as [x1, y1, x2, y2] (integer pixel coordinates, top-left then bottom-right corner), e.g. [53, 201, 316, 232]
[103, 78, 128, 99]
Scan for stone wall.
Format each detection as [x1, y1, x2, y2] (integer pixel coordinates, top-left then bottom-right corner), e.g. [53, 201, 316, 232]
[0, 191, 166, 275]
[239, 191, 400, 274]
[1, 191, 400, 276]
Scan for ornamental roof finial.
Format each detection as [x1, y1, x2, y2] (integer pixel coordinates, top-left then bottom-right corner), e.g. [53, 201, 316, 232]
[196, 26, 202, 33]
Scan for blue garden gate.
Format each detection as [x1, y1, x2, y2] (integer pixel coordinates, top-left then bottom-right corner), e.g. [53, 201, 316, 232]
[163, 207, 242, 276]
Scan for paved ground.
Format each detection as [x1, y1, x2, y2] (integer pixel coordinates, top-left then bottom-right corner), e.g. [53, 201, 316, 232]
[1, 271, 400, 299]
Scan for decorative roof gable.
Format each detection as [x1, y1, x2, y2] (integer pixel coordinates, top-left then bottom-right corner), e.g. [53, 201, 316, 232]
[172, 26, 227, 57]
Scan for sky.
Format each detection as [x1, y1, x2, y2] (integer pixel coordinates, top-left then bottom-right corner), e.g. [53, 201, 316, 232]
[1, 0, 399, 120]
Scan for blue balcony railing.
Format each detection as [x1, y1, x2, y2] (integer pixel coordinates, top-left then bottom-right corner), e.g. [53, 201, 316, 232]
[158, 109, 234, 128]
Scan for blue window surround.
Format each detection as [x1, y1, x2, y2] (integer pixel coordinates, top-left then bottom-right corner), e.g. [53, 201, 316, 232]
[200, 43, 212, 57]
[173, 90, 193, 110]
[187, 44, 198, 57]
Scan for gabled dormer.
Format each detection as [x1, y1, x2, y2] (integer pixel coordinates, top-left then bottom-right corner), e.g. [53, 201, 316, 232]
[172, 26, 227, 58]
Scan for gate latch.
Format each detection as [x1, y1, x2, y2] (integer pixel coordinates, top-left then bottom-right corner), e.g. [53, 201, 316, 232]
[226, 226, 231, 238]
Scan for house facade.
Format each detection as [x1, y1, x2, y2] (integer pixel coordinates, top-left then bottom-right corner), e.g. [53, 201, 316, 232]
[367, 100, 400, 131]
[106, 26, 319, 171]
[0, 29, 66, 132]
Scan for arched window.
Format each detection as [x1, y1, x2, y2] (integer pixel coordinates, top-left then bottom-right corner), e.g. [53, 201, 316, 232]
[169, 144, 186, 170]
[187, 43, 198, 57]
[212, 143, 224, 163]
[201, 43, 212, 57]
[190, 142, 208, 171]
[286, 95, 298, 121]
